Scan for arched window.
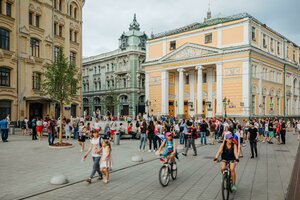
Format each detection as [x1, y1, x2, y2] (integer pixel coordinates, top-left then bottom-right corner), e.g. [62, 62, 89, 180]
[59, 0, 63, 11]
[293, 78, 297, 94]
[94, 82, 97, 91]
[0, 67, 10, 86]
[30, 38, 40, 57]
[94, 97, 100, 105]
[120, 95, 128, 103]
[69, 4, 73, 16]
[0, 28, 10, 50]
[83, 98, 89, 105]
[74, 7, 77, 19]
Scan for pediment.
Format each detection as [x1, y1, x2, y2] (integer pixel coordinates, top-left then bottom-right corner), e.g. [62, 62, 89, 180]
[161, 43, 220, 62]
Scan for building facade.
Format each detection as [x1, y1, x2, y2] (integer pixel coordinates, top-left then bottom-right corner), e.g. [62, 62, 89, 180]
[0, 0, 84, 123]
[82, 15, 147, 118]
[144, 13, 300, 119]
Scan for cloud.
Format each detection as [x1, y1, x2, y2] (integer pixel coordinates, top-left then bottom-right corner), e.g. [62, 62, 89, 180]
[82, 0, 300, 57]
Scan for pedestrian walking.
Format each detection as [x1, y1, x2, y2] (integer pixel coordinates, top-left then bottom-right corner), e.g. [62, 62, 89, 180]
[182, 120, 197, 156]
[65, 119, 71, 140]
[100, 140, 111, 183]
[209, 120, 216, 145]
[248, 122, 258, 158]
[199, 119, 208, 145]
[147, 120, 155, 152]
[78, 121, 86, 152]
[21, 117, 29, 136]
[36, 118, 43, 140]
[280, 119, 286, 144]
[139, 120, 147, 152]
[31, 118, 37, 140]
[47, 119, 55, 145]
[0, 117, 9, 142]
[83, 130, 103, 183]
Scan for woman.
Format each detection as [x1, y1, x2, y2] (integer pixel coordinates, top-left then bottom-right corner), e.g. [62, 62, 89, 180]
[21, 117, 29, 136]
[47, 119, 55, 145]
[31, 118, 37, 140]
[83, 130, 103, 183]
[267, 120, 274, 144]
[65, 119, 71, 140]
[214, 134, 239, 192]
[139, 120, 147, 152]
[147, 120, 155, 152]
[78, 121, 86, 152]
[93, 119, 101, 132]
[100, 140, 111, 183]
[297, 120, 300, 141]
[36, 118, 43, 140]
[209, 120, 216, 145]
[109, 120, 117, 142]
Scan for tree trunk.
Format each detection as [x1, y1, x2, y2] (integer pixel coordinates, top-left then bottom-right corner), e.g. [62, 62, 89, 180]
[59, 102, 63, 144]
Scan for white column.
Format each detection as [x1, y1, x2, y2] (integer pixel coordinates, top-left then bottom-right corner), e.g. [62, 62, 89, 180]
[175, 73, 179, 116]
[145, 73, 150, 114]
[216, 64, 223, 115]
[242, 60, 250, 116]
[207, 68, 213, 117]
[161, 71, 169, 115]
[177, 68, 184, 115]
[258, 64, 263, 115]
[196, 66, 203, 116]
[189, 70, 195, 117]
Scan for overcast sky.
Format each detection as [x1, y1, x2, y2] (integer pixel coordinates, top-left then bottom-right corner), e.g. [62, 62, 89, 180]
[82, 0, 300, 57]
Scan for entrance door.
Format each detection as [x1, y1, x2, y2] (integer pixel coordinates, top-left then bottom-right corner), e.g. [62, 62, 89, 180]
[0, 100, 11, 120]
[29, 103, 43, 120]
[168, 101, 174, 117]
[121, 105, 129, 116]
[184, 101, 188, 118]
[202, 100, 207, 118]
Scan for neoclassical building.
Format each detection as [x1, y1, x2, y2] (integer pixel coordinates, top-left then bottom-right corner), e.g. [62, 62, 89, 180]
[82, 15, 147, 118]
[143, 12, 300, 119]
[0, 0, 84, 122]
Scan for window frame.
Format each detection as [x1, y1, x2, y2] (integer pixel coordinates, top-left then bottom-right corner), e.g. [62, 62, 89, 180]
[70, 51, 76, 65]
[205, 33, 212, 44]
[0, 67, 10, 87]
[35, 15, 40, 28]
[30, 38, 40, 57]
[170, 41, 176, 50]
[29, 12, 33, 25]
[251, 27, 256, 41]
[32, 72, 41, 90]
[0, 28, 10, 50]
[6, 2, 11, 17]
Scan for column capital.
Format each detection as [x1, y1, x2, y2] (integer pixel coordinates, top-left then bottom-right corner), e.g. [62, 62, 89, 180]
[177, 68, 185, 73]
[195, 65, 203, 70]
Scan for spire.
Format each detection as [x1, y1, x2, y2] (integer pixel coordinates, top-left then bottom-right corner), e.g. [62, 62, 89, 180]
[207, 2, 212, 20]
[129, 13, 140, 31]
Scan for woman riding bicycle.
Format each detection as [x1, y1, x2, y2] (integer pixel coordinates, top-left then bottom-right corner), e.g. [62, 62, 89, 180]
[214, 134, 239, 191]
[156, 132, 178, 166]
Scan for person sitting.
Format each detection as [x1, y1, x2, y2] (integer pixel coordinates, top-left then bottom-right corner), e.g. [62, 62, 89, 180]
[127, 123, 136, 139]
[119, 123, 126, 136]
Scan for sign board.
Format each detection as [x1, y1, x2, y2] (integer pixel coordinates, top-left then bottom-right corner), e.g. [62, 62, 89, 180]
[190, 108, 194, 111]
[207, 108, 213, 111]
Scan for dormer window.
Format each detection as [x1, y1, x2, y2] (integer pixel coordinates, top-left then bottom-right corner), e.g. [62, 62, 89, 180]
[170, 41, 176, 50]
[205, 33, 212, 44]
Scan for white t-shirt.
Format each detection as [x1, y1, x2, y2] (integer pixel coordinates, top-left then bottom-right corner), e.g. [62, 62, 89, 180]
[90, 137, 101, 157]
[93, 122, 101, 130]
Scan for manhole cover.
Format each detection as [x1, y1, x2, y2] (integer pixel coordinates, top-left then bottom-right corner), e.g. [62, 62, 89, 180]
[203, 156, 215, 159]
[275, 150, 290, 152]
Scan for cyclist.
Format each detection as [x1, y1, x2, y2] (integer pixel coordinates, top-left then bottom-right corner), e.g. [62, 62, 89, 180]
[156, 132, 178, 166]
[214, 134, 239, 191]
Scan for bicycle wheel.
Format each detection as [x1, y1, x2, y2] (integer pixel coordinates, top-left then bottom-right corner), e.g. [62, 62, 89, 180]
[171, 164, 177, 180]
[222, 174, 230, 200]
[159, 165, 170, 187]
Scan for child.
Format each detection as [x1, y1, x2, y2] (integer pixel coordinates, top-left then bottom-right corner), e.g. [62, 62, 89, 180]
[78, 121, 86, 152]
[156, 132, 178, 166]
[100, 140, 111, 183]
[83, 130, 103, 183]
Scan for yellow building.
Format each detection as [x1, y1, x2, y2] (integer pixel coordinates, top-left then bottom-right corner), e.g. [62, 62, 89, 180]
[143, 13, 300, 119]
[0, 0, 84, 123]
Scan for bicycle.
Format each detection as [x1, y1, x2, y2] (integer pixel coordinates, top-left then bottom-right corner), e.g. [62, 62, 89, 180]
[158, 156, 177, 187]
[219, 160, 233, 200]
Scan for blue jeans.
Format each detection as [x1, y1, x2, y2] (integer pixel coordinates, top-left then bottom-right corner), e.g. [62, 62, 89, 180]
[179, 132, 185, 144]
[140, 133, 146, 150]
[48, 133, 55, 145]
[1, 129, 8, 141]
[73, 128, 78, 139]
[199, 132, 207, 144]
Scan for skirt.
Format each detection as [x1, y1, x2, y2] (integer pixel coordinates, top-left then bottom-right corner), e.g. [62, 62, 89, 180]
[36, 126, 43, 133]
[78, 135, 86, 142]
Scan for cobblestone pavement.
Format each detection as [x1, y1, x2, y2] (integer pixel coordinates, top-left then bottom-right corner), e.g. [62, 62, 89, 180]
[0, 131, 299, 200]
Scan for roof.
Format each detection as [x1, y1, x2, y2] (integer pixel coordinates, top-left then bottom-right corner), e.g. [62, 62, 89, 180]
[150, 12, 299, 48]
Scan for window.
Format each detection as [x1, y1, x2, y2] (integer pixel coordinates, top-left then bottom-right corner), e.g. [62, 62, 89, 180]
[170, 41, 176, 50]
[54, 46, 60, 60]
[263, 34, 267, 48]
[74, 8, 77, 19]
[123, 79, 126, 87]
[0, 0, 2, 14]
[6, 2, 11, 17]
[69, 30, 72, 41]
[70, 51, 76, 65]
[59, 0, 62, 11]
[0, 28, 9, 50]
[74, 32, 78, 43]
[203, 73, 207, 83]
[185, 74, 189, 84]
[252, 27, 256, 41]
[30, 38, 40, 57]
[32, 72, 41, 90]
[59, 25, 63, 37]
[277, 42, 280, 55]
[112, 80, 114, 87]
[69, 5, 72, 16]
[35, 15, 40, 28]
[270, 38, 274, 51]
[0, 67, 10, 86]
[205, 33, 212, 44]
[94, 66, 96, 74]
[29, 12, 33, 25]
[98, 80, 101, 90]
[54, 22, 57, 35]
[94, 82, 97, 91]
[107, 80, 110, 88]
[293, 50, 296, 61]
[287, 46, 289, 58]
[98, 66, 100, 73]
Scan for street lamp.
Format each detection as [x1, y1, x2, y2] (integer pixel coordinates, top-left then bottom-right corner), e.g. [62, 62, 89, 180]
[222, 97, 230, 118]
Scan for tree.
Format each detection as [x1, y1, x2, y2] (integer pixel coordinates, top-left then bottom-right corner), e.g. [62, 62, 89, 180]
[103, 89, 118, 116]
[42, 48, 80, 144]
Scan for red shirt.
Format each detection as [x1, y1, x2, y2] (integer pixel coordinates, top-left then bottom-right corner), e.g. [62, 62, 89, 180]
[127, 126, 132, 133]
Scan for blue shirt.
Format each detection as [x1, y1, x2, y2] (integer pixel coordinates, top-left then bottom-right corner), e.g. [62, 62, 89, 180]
[0, 120, 8, 129]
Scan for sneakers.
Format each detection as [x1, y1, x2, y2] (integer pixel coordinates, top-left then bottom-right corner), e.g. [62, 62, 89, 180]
[182, 153, 187, 156]
[148, 150, 152, 152]
[86, 178, 92, 184]
[231, 184, 237, 192]
[262, 140, 265, 143]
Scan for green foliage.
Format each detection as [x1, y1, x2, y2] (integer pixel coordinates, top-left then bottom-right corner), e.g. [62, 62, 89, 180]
[42, 48, 80, 104]
[103, 89, 119, 111]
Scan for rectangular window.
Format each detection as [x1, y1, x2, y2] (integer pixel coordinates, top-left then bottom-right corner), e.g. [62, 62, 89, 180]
[205, 33, 212, 44]
[0, 68, 10, 86]
[277, 42, 280, 55]
[170, 41, 176, 50]
[35, 15, 40, 28]
[59, 1, 62, 11]
[70, 51, 76, 65]
[32, 72, 41, 90]
[287, 46, 289, 58]
[263, 34, 267, 48]
[29, 12, 33, 25]
[203, 73, 207, 83]
[270, 38, 274, 51]
[69, 30, 72, 41]
[74, 32, 77, 43]
[54, 23, 57, 35]
[293, 50, 296, 61]
[54, 46, 60, 60]
[0, 28, 10, 50]
[59, 25, 63, 37]
[30, 38, 40, 57]
[0, 0, 2, 14]
[185, 75, 189, 84]
[6, 2, 11, 17]
[252, 27, 256, 41]
[54, 0, 57, 9]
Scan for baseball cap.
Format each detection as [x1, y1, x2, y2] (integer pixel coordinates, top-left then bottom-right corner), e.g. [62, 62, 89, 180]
[225, 134, 233, 139]
[166, 132, 172, 137]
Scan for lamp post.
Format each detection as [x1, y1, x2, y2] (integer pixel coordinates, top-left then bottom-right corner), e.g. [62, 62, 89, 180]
[222, 97, 230, 119]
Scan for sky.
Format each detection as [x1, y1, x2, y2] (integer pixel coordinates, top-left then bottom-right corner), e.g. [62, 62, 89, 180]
[82, 0, 300, 57]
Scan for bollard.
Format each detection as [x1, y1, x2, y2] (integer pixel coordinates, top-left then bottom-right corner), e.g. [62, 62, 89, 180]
[114, 132, 120, 145]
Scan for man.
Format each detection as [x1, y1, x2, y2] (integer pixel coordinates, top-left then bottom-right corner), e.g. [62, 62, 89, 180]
[182, 120, 197, 156]
[248, 122, 258, 158]
[0, 117, 9, 142]
[280, 119, 286, 144]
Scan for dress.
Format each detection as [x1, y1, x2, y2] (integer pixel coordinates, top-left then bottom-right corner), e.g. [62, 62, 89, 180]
[78, 125, 86, 142]
[100, 147, 110, 168]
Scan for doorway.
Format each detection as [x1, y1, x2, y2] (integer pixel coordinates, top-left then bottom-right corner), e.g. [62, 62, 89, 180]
[29, 103, 43, 120]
